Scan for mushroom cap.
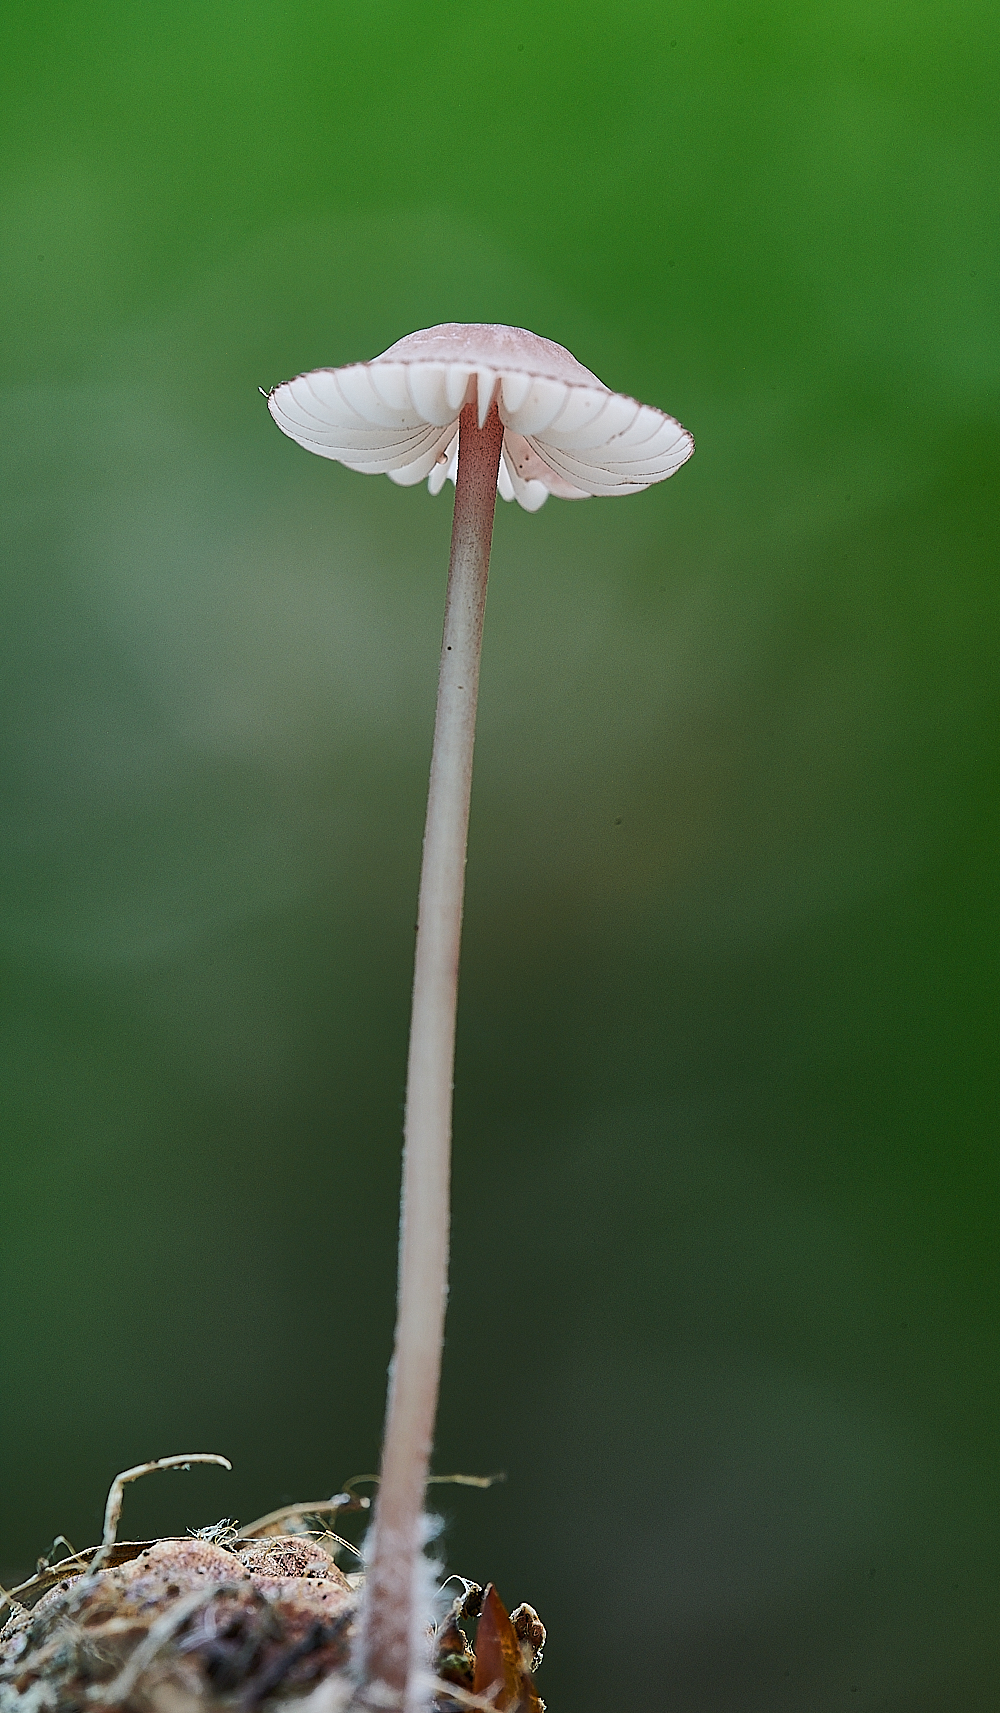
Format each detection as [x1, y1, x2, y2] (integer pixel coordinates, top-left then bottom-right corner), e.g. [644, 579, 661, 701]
[266, 323, 693, 513]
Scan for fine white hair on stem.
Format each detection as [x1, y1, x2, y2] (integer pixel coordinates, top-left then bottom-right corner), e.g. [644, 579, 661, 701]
[353, 1511, 443, 1708]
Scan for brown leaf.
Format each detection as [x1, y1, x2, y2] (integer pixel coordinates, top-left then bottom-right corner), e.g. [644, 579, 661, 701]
[472, 1586, 543, 1713]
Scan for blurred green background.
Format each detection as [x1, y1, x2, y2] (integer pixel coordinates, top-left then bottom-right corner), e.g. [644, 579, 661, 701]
[1, 2, 998, 1708]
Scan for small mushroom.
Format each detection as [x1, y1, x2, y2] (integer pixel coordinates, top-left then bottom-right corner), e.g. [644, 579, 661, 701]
[266, 323, 693, 1708]
[268, 321, 693, 511]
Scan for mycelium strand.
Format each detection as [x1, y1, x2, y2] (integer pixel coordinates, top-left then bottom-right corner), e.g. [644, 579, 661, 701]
[361, 394, 505, 1708]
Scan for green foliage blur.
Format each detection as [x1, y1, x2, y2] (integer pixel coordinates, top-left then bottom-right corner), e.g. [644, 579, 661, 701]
[1, 3, 997, 1707]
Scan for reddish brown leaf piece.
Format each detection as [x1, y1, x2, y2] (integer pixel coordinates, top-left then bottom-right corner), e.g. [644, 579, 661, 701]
[472, 1585, 544, 1713]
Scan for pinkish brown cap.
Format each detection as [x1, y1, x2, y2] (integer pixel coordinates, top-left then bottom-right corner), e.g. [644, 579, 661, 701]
[266, 323, 694, 513]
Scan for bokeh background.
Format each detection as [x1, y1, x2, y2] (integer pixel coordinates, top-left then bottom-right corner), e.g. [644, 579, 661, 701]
[1, 3, 998, 1708]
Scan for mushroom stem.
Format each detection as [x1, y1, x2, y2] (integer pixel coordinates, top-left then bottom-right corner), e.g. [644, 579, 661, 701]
[362, 397, 504, 1708]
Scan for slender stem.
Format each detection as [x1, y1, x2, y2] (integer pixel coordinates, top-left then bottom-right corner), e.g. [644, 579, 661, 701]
[361, 398, 504, 1708]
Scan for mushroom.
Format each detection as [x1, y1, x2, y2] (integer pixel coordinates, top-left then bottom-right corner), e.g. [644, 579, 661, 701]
[266, 323, 693, 1708]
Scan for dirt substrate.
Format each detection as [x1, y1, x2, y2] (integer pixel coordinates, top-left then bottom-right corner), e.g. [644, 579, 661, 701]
[0, 1535, 356, 1713]
[0, 1536, 544, 1713]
